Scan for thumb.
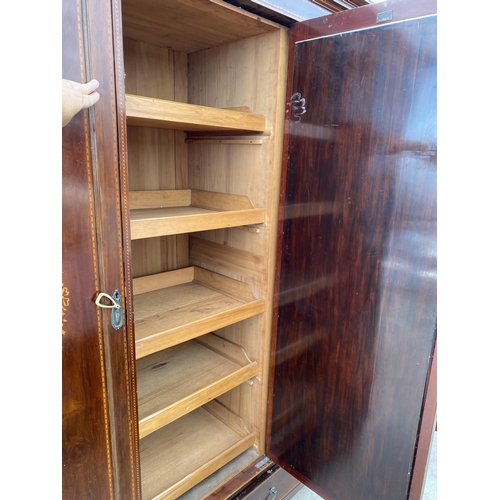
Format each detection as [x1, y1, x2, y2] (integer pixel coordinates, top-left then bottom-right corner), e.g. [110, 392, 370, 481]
[81, 79, 100, 94]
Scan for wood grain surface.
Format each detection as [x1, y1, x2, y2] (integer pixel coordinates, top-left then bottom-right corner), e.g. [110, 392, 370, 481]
[268, 3, 437, 499]
[62, 0, 140, 497]
[62, 0, 113, 496]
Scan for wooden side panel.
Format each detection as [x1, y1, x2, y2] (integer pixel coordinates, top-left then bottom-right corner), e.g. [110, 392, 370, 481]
[187, 28, 289, 454]
[124, 39, 189, 277]
[62, 0, 140, 497]
[268, 3, 437, 499]
[89, 0, 141, 495]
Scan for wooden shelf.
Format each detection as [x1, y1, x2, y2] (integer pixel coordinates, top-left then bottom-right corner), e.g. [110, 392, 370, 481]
[140, 400, 255, 500]
[137, 333, 258, 438]
[133, 267, 265, 359]
[126, 94, 266, 133]
[130, 189, 265, 240]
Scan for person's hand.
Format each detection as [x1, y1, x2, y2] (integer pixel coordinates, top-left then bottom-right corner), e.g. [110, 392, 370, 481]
[62, 79, 100, 127]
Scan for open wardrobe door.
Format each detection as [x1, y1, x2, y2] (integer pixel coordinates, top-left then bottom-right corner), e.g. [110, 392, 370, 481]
[62, 0, 140, 496]
[267, 1, 437, 499]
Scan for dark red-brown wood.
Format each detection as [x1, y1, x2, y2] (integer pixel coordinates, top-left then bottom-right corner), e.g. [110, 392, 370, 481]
[62, 0, 113, 495]
[62, 0, 140, 497]
[267, 1, 437, 499]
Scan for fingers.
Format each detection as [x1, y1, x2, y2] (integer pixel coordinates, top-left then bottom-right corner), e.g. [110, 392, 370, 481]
[81, 91, 100, 109]
[62, 78, 101, 126]
[79, 79, 100, 109]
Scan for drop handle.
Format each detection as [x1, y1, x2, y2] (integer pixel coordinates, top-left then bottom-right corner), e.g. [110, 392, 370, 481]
[290, 92, 306, 123]
[261, 486, 277, 500]
[95, 290, 124, 330]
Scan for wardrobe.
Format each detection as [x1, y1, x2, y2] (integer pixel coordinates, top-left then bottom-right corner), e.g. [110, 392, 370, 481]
[62, 0, 437, 499]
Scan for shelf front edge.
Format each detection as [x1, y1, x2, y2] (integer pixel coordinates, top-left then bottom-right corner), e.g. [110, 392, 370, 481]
[135, 300, 265, 359]
[125, 94, 266, 133]
[130, 208, 266, 239]
[138, 362, 259, 439]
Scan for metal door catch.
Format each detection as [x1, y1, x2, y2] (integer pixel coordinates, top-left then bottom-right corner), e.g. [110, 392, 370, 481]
[95, 290, 124, 330]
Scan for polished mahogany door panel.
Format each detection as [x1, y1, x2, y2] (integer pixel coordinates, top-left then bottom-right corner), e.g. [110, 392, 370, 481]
[62, 0, 113, 496]
[62, 0, 140, 497]
[267, 2, 437, 500]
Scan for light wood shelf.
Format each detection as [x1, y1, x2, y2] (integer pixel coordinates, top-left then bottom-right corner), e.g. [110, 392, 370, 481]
[130, 189, 265, 240]
[140, 400, 255, 500]
[126, 94, 266, 133]
[133, 266, 265, 359]
[137, 333, 258, 438]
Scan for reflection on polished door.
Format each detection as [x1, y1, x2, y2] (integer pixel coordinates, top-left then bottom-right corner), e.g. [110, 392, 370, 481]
[268, 7, 437, 500]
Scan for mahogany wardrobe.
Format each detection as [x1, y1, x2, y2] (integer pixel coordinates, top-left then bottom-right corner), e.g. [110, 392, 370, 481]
[62, 0, 437, 499]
